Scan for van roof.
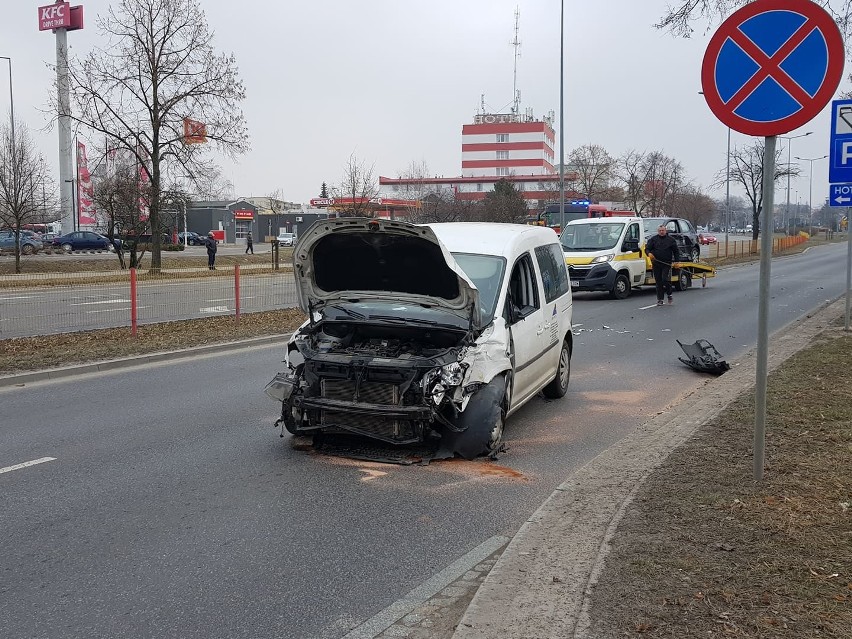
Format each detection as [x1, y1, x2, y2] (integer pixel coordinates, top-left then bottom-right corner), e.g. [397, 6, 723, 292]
[564, 216, 641, 225]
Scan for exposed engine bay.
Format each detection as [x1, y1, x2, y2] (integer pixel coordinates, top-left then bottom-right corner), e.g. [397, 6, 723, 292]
[265, 317, 510, 459]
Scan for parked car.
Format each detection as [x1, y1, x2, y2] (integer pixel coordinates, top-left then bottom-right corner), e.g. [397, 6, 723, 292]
[642, 217, 701, 262]
[40, 232, 59, 247]
[698, 232, 718, 245]
[276, 232, 296, 246]
[264, 218, 573, 459]
[0, 230, 42, 255]
[120, 232, 171, 248]
[51, 231, 119, 252]
[178, 231, 205, 246]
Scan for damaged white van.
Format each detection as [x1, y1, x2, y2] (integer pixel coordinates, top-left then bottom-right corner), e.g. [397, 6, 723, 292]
[265, 218, 573, 459]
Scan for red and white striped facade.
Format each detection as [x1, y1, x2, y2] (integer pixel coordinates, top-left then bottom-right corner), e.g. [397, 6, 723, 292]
[461, 113, 555, 177]
[378, 111, 567, 209]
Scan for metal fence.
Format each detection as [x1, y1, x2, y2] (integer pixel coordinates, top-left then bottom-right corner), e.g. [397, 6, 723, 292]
[701, 233, 808, 260]
[0, 265, 298, 339]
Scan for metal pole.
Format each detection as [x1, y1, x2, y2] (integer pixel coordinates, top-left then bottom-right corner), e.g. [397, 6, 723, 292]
[56, 28, 74, 235]
[0, 57, 14, 175]
[846, 205, 851, 331]
[183, 200, 188, 247]
[785, 141, 792, 233]
[725, 126, 730, 257]
[754, 135, 776, 481]
[558, 0, 565, 226]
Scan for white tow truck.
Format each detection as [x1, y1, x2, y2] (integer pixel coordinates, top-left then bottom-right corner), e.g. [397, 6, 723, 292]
[561, 216, 716, 299]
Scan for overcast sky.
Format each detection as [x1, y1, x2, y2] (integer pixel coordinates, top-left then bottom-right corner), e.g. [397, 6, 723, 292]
[1, 0, 842, 209]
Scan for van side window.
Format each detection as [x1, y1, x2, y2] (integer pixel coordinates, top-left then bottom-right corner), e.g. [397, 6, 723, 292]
[534, 243, 570, 303]
[506, 253, 540, 322]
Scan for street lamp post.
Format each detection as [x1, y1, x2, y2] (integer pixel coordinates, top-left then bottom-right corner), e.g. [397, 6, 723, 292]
[558, 0, 565, 225]
[780, 132, 812, 233]
[795, 155, 828, 224]
[0, 56, 14, 160]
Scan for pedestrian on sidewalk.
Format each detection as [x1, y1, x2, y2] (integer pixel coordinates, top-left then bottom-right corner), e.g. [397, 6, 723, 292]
[205, 232, 217, 270]
[245, 234, 254, 254]
[646, 224, 679, 305]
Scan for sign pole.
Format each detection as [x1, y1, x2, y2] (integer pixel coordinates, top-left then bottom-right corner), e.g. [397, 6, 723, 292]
[846, 206, 851, 331]
[754, 135, 776, 481]
[702, 0, 843, 481]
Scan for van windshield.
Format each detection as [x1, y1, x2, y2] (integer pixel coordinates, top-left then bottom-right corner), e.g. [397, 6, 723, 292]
[560, 222, 625, 251]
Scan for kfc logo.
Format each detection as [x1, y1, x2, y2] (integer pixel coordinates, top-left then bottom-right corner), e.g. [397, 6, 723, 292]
[38, 2, 72, 31]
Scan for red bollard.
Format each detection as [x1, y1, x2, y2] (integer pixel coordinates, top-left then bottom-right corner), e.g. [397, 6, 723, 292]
[234, 264, 240, 326]
[130, 268, 138, 337]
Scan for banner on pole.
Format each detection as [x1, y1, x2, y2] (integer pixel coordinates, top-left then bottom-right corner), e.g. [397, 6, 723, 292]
[76, 140, 96, 225]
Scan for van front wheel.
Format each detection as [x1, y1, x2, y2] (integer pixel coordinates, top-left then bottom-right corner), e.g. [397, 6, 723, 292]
[609, 273, 631, 299]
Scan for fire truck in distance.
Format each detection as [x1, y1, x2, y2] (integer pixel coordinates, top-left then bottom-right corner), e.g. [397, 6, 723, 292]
[527, 201, 635, 234]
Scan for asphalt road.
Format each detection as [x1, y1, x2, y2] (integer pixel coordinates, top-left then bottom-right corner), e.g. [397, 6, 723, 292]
[0, 271, 299, 339]
[1, 242, 849, 638]
[0, 234, 751, 339]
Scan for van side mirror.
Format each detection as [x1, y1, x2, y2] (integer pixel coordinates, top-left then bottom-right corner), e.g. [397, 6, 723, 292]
[623, 239, 640, 252]
[504, 294, 520, 324]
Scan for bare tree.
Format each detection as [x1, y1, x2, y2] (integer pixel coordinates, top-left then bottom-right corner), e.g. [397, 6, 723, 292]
[666, 185, 717, 228]
[616, 150, 684, 215]
[713, 140, 798, 239]
[414, 191, 482, 224]
[332, 152, 379, 217]
[189, 165, 235, 201]
[394, 160, 432, 224]
[91, 152, 153, 268]
[656, 1, 852, 42]
[0, 122, 52, 273]
[68, 0, 249, 271]
[568, 144, 615, 202]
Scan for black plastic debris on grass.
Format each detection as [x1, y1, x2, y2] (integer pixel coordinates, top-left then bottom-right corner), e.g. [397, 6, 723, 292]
[677, 339, 731, 375]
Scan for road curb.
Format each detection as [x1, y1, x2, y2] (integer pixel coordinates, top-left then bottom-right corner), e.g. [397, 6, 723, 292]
[451, 297, 846, 639]
[0, 333, 289, 388]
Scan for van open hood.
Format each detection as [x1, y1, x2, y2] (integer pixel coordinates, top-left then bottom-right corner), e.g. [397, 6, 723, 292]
[292, 218, 481, 328]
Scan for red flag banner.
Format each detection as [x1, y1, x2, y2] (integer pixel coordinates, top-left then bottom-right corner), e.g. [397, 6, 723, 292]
[76, 140, 97, 225]
[183, 117, 207, 144]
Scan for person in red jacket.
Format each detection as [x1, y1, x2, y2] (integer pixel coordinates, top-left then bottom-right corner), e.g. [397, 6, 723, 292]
[645, 225, 679, 305]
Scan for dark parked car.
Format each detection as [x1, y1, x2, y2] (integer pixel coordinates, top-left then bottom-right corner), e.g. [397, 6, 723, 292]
[121, 232, 172, 248]
[642, 217, 701, 262]
[0, 230, 42, 255]
[178, 231, 205, 246]
[51, 231, 119, 252]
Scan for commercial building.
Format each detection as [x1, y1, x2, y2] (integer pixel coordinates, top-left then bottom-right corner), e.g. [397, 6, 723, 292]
[379, 109, 579, 209]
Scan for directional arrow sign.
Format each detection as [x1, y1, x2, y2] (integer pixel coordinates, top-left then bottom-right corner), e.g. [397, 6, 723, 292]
[829, 183, 852, 208]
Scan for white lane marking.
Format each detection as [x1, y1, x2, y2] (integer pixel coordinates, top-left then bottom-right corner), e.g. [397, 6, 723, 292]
[640, 303, 661, 309]
[86, 305, 150, 315]
[71, 299, 131, 306]
[341, 535, 509, 639]
[0, 295, 38, 301]
[0, 456, 56, 475]
[200, 306, 230, 313]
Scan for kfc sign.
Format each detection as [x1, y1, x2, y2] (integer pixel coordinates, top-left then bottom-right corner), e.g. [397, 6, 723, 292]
[39, 2, 71, 30]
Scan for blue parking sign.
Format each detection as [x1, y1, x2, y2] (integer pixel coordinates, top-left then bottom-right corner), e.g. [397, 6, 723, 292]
[829, 99, 852, 184]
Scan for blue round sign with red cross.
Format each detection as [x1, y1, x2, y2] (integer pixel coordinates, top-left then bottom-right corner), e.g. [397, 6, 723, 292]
[702, 0, 845, 136]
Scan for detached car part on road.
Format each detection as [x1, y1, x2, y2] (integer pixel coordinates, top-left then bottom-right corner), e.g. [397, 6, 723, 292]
[265, 218, 574, 459]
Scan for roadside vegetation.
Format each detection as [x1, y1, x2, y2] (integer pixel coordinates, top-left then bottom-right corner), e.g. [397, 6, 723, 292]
[590, 327, 852, 638]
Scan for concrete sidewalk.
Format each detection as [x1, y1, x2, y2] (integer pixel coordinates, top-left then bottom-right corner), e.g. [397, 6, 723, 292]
[451, 298, 845, 639]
